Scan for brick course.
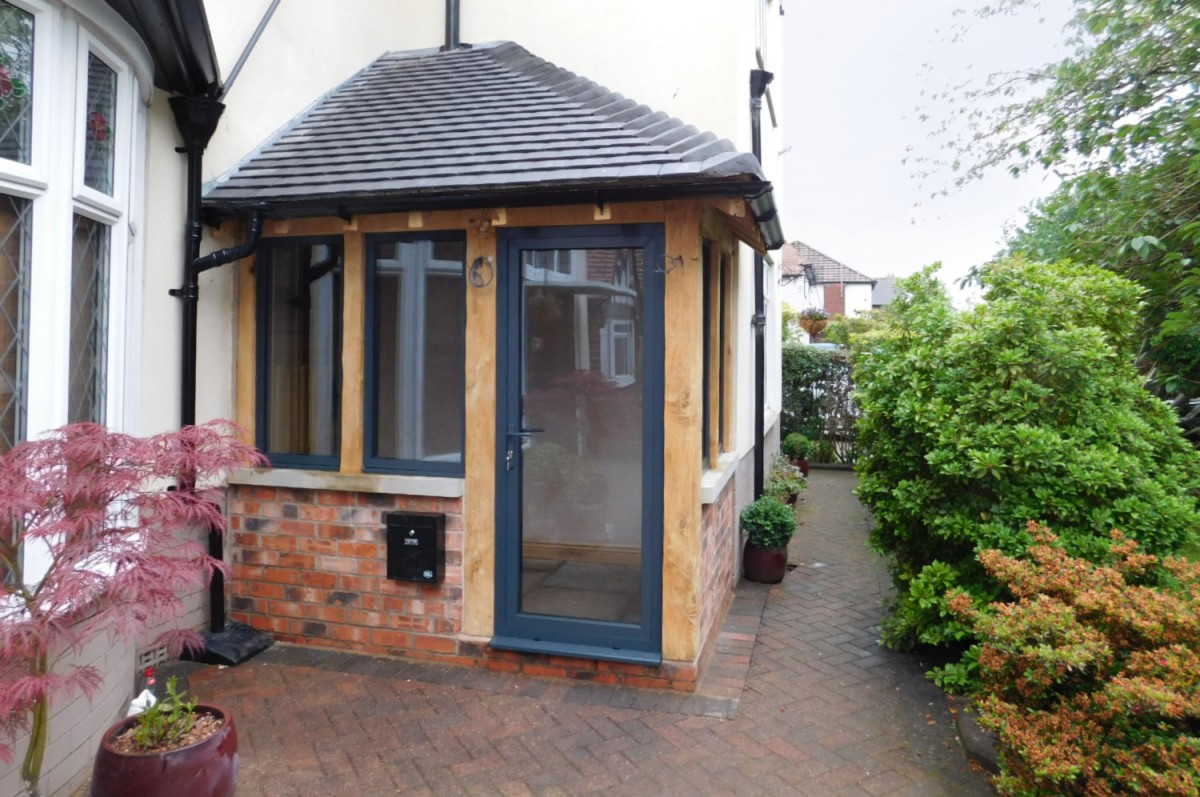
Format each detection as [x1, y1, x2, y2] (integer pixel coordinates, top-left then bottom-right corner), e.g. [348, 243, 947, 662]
[229, 487, 465, 658]
[228, 485, 702, 690]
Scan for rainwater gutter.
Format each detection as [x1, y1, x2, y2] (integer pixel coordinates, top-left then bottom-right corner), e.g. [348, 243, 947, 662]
[750, 68, 773, 498]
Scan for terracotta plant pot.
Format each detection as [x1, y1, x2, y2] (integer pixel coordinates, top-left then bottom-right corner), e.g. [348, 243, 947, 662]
[91, 704, 238, 797]
[743, 541, 788, 584]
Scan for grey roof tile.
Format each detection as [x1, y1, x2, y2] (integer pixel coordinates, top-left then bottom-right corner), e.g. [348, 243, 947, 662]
[780, 241, 875, 284]
[205, 41, 772, 213]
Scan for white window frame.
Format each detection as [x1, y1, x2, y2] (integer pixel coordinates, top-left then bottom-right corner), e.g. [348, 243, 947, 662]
[0, 0, 150, 584]
[600, 318, 636, 388]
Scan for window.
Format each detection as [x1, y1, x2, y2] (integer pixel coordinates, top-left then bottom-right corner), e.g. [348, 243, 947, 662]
[702, 241, 733, 468]
[256, 238, 344, 469]
[0, 0, 148, 582]
[365, 234, 465, 474]
[68, 213, 107, 423]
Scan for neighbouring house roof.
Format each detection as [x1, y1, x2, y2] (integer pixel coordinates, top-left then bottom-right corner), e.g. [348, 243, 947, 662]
[204, 41, 782, 249]
[780, 241, 874, 285]
[872, 276, 898, 307]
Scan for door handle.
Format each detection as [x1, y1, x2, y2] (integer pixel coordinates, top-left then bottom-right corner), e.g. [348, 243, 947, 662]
[506, 428, 544, 471]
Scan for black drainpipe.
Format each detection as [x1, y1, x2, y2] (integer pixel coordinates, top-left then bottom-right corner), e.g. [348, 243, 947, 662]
[443, 0, 460, 50]
[169, 95, 269, 665]
[750, 69, 773, 498]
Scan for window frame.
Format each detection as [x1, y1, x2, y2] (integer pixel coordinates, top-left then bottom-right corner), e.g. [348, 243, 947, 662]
[255, 235, 345, 472]
[362, 230, 467, 476]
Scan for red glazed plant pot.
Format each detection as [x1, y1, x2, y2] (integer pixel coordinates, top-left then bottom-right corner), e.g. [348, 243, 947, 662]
[743, 541, 788, 584]
[91, 704, 238, 797]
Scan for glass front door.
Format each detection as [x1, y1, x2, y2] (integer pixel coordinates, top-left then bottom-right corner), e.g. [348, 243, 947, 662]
[495, 225, 663, 662]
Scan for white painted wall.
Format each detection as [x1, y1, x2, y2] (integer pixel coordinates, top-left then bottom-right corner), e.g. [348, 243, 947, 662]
[844, 282, 874, 317]
[134, 1, 787, 443]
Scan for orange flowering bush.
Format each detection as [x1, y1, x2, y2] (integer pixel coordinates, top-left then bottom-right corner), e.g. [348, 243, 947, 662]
[952, 522, 1200, 796]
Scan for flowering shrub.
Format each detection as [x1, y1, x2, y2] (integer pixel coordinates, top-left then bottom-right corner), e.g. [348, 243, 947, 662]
[851, 259, 1200, 677]
[763, 454, 806, 504]
[0, 422, 264, 796]
[952, 522, 1200, 796]
[798, 306, 830, 320]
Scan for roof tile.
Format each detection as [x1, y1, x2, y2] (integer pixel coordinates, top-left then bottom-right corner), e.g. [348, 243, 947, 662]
[205, 41, 770, 212]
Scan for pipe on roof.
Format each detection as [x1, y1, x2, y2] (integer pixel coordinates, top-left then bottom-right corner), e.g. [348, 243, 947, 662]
[444, 0, 460, 51]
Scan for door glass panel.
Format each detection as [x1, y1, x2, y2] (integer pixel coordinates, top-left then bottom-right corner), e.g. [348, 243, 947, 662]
[520, 247, 644, 623]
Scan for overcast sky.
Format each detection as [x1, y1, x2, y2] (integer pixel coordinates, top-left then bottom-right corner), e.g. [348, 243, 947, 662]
[779, 0, 1077, 296]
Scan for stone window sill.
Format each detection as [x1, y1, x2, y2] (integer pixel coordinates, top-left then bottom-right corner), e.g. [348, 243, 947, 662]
[700, 453, 738, 505]
[227, 468, 465, 498]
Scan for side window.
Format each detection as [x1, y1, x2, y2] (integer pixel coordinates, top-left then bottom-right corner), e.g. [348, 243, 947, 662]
[256, 238, 344, 469]
[365, 233, 465, 474]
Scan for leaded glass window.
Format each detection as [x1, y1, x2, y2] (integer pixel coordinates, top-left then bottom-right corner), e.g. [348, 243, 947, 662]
[0, 193, 28, 452]
[0, 2, 32, 165]
[69, 214, 108, 424]
[83, 53, 116, 195]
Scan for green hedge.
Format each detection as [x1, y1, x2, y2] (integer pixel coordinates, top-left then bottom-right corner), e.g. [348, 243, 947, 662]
[781, 344, 856, 463]
[851, 259, 1200, 669]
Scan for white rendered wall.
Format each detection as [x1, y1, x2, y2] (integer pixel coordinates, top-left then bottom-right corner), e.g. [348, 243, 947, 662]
[141, 0, 788, 454]
[845, 283, 874, 317]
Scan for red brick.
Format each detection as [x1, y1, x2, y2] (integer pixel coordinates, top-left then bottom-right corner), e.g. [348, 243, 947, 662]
[316, 490, 355, 506]
[261, 533, 298, 552]
[278, 520, 315, 537]
[298, 537, 338, 555]
[299, 571, 337, 589]
[261, 568, 300, 585]
[317, 524, 356, 540]
[412, 635, 457, 654]
[300, 505, 339, 522]
[371, 629, 412, 649]
[523, 664, 569, 679]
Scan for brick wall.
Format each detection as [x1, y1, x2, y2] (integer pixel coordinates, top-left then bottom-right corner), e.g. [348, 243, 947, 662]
[698, 474, 738, 666]
[228, 487, 465, 659]
[823, 283, 846, 316]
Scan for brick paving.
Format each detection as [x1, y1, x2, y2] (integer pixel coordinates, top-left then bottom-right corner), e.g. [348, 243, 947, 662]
[183, 470, 991, 796]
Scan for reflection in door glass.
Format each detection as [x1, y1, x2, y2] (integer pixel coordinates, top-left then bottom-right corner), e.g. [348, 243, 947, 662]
[520, 247, 644, 623]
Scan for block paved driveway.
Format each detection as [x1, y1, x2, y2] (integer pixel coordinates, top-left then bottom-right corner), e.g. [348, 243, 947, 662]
[189, 470, 991, 796]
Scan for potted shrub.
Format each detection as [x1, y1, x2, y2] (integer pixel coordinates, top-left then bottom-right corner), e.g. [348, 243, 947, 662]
[0, 421, 263, 797]
[763, 455, 806, 505]
[741, 495, 797, 583]
[781, 432, 815, 476]
[797, 306, 830, 337]
[91, 676, 237, 797]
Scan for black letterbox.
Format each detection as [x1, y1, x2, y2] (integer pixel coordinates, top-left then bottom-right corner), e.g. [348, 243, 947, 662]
[385, 512, 445, 584]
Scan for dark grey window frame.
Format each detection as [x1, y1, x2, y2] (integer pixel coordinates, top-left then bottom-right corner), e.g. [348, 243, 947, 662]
[255, 235, 344, 471]
[362, 231, 467, 477]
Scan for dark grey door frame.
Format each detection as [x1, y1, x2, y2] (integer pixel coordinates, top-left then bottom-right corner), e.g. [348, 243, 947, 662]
[492, 223, 665, 664]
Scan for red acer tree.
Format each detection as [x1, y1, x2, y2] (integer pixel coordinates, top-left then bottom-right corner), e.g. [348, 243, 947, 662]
[0, 421, 264, 796]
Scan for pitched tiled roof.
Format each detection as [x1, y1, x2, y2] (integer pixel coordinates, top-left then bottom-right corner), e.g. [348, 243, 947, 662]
[780, 241, 874, 285]
[872, 276, 898, 306]
[205, 41, 781, 247]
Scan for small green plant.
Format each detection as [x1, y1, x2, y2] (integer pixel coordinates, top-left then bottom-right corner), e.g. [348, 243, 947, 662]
[132, 677, 197, 751]
[781, 433, 814, 461]
[951, 522, 1200, 796]
[740, 495, 796, 549]
[763, 455, 805, 504]
[798, 306, 829, 320]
